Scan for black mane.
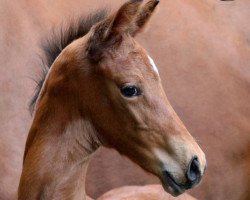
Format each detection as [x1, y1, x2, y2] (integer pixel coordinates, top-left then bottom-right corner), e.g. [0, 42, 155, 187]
[29, 10, 107, 113]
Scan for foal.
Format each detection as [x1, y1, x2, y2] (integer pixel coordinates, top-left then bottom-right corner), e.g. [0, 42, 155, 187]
[18, 0, 206, 199]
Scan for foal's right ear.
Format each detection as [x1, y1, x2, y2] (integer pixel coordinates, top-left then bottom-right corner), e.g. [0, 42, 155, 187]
[87, 0, 143, 62]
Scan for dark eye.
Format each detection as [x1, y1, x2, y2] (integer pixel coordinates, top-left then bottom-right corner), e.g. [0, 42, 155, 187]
[120, 86, 141, 97]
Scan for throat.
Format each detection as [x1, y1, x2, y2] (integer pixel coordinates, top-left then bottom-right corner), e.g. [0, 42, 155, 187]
[18, 112, 101, 200]
[49, 119, 100, 199]
[49, 156, 91, 200]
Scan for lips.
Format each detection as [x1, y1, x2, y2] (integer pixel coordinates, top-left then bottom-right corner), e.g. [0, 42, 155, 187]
[162, 171, 185, 196]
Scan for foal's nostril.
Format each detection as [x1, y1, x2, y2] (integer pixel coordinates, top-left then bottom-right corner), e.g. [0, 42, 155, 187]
[186, 156, 201, 184]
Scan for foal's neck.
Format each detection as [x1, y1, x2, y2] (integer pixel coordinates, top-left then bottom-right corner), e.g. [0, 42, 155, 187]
[18, 96, 100, 200]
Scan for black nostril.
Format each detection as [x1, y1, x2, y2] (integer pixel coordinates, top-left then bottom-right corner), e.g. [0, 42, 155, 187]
[186, 156, 201, 184]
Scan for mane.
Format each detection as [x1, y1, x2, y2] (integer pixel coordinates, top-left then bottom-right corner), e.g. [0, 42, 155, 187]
[29, 10, 108, 113]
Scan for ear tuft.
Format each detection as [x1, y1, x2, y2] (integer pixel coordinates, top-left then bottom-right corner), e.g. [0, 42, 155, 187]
[154, 0, 160, 7]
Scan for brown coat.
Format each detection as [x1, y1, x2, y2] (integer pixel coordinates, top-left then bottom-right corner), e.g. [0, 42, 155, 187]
[0, 0, 249, 200]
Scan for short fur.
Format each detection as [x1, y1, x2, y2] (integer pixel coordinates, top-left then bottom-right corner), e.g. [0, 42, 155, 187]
[19, 1, 206, 199]
[29, 10, 107, 113]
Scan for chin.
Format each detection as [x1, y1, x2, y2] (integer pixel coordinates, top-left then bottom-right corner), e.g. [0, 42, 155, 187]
[164, 186, 185, 197]
[161, 182, 185, 197]
[159, 172, 186, 197]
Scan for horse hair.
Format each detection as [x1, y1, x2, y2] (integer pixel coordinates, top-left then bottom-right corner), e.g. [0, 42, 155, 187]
[29, 10, 108, 113]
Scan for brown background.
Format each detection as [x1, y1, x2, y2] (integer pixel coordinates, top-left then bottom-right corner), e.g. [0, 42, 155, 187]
[0, 0, 250, 200]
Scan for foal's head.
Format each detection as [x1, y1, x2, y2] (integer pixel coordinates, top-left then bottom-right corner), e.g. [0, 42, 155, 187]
[43, 0, 206, 196]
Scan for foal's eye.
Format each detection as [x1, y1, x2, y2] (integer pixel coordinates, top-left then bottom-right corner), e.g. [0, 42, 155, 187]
[120, 86, 141, 98]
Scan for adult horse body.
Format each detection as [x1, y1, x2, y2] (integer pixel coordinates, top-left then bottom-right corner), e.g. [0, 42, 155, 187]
[97, 185, 197, 200]
[0, 0, 250, 200]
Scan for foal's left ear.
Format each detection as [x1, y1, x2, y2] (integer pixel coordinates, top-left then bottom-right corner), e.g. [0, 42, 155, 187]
[129, 0, 160, 36]
[110, 0, 143, 36]
[87, 0, 143, 62]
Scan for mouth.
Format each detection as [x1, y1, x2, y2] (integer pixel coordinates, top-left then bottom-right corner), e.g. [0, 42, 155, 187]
[161, 171, 185, 196]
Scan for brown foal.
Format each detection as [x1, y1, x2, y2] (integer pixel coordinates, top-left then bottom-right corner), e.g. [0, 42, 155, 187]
[18, 0, 206, 199]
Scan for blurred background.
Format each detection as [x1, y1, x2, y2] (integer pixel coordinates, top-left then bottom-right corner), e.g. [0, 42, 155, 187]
[0, 0, 249, 199]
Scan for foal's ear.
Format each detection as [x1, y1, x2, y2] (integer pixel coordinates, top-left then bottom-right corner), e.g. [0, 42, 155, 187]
[109, 0, 143, 35]
[129, 0, 159, 36]
[87, 0, 143, 62]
